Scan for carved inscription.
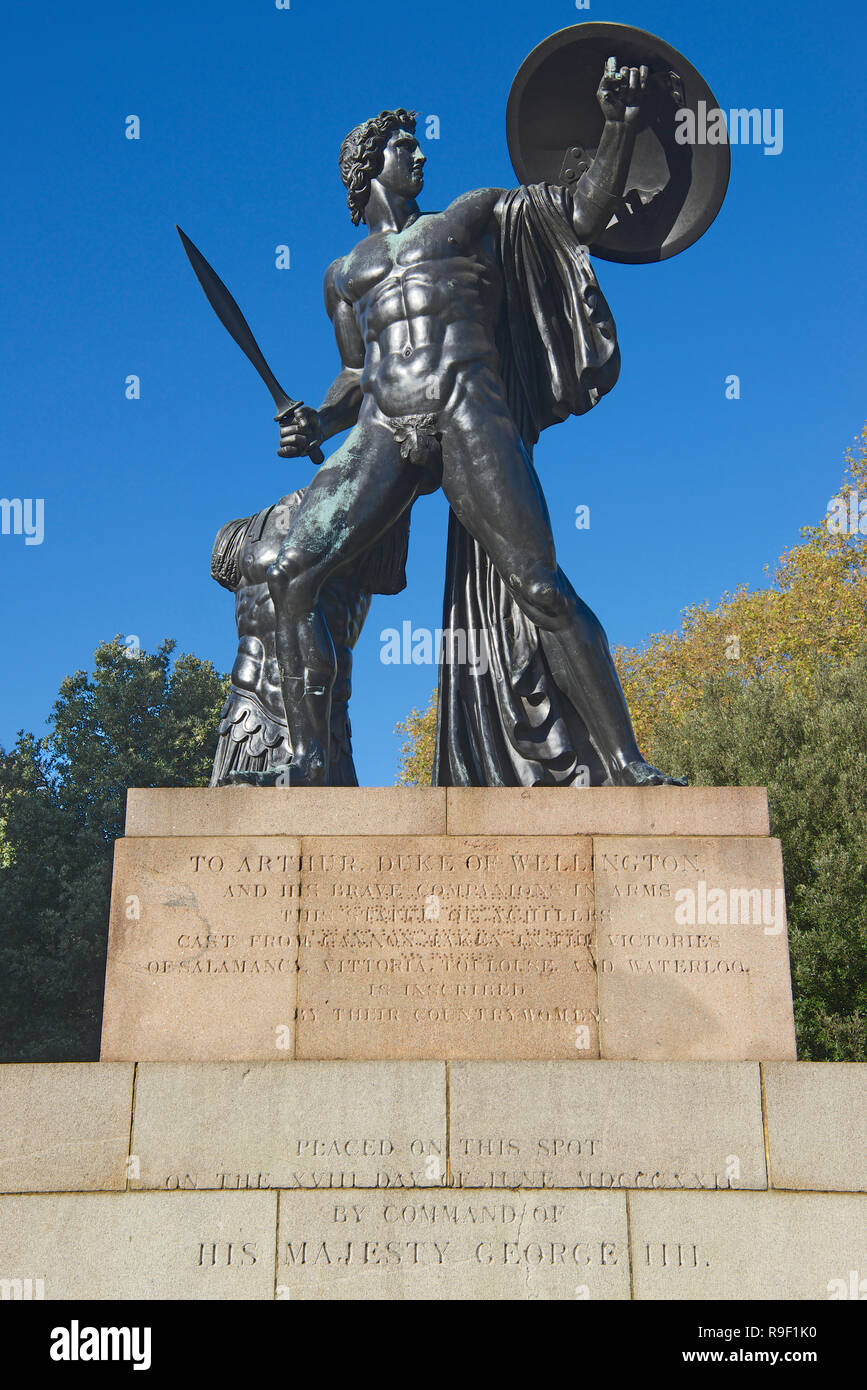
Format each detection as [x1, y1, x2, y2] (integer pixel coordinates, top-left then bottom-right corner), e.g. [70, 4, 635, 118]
[130, 1061, 448, 1189]
[102, 824, 796, 1063]
[101, 837, 300, 1061]
[156, 1133, 446, 1192]
[296, 838, 599, 1059]
[448, 1061, 768, 1191]
[0, 1193, 276, 1299]
[596, 848, 757, 977]
[275, 1190, 630, 1298]
[593, 837, 797, 1060]
[630, 1191, 867, 1299]
[449, 1140, 744, 1192]
[145, 849, 298, 977]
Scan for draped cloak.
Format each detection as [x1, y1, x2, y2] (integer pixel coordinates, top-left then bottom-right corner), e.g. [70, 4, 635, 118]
[433, 183, 621, 787]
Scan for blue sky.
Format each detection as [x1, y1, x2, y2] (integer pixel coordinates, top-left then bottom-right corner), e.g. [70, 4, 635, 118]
[1, 0, 865, 784]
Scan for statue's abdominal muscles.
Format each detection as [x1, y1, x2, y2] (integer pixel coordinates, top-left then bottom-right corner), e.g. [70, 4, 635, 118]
[354, 245, 502, 417]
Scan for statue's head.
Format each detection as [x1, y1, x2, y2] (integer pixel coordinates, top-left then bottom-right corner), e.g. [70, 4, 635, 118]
[339, 109, 422, 225]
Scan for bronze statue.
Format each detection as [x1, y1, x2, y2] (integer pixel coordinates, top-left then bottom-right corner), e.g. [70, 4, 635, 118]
[268, 62, 688, 787]
[185, 24, 729, 789]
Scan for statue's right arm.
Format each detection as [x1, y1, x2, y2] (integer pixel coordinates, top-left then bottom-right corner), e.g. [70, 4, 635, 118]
[317, 258, 364, 440]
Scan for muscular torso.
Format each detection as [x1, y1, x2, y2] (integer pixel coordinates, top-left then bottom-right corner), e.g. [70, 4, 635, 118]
[334, 189, 504, 418]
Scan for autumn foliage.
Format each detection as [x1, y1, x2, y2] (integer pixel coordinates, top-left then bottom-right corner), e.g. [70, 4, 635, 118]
[616, 424, 867, 754]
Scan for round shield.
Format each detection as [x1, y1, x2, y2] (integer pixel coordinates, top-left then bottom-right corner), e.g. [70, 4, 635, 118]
[506, 22, 730, 263]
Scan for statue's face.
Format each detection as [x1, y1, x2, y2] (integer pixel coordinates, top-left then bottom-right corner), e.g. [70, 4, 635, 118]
[375, 128, 426, 199]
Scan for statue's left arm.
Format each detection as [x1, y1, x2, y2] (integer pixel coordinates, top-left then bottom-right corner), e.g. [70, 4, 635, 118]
[569, 57, 648, 243]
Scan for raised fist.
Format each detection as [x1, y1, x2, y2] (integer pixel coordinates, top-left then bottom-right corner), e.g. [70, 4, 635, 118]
[596, 56, 649, 125]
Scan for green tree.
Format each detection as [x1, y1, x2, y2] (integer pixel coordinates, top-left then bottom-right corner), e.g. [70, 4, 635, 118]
[615, 425, 867, 752]
[645, 652, 866, 1061]
[395, 689, 438, 787]
[0, 639, 228, 1061]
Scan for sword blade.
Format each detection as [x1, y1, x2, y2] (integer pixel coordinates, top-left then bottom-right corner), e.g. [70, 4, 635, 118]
[176, 225, 297, 419]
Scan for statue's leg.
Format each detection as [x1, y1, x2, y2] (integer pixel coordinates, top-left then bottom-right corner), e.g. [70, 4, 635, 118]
[440, 369, 684, 786]
[320, 579, 373, 786]
[266, 416, 418, 786]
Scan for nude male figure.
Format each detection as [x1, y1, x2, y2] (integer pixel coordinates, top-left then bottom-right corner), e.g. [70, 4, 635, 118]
[267, 59, 684, 788]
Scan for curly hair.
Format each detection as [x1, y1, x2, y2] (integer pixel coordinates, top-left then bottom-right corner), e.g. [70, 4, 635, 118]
[339, 109, 418, 226]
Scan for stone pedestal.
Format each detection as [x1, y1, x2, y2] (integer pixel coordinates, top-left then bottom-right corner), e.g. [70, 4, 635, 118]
[5, 787, 861, 1302]
[100, 787, 797, 1063]
[0, 1060, 864, 1300]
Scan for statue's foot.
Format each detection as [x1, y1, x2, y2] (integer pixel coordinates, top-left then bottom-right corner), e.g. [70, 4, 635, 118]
[604, 759, 688, 788]
[227, 745, 328, 788]
[226, 767, 286, 788]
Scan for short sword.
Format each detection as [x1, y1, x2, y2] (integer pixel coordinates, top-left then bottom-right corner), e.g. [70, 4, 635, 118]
[176, 225, 324, 465]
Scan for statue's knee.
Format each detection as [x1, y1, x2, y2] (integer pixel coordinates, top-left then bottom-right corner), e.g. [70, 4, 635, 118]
[266, 555, 292, 601]
[267, 550, 314, 612]
[516, 571, 571, 630]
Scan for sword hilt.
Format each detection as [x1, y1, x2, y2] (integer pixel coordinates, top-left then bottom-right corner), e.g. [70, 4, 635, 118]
[275, 400, 324, 466]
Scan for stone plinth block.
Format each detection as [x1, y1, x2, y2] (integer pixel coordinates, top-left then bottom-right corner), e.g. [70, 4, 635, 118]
[101, 837, 300, 1062]
[126, 786, 447, 837]
[125, 785, 770, 840]
[0, 1192, 276, 1299]
[445, 786, 770, 838]
[275, 1189, 629, 1299]
[103, 788, 795, 1063]
[449, 1061, 767, 1189]
[131, 1061, 446, 1189]
[763, 1063, 867, 1192]
[594, 836, 796, 1060]
[630, 1190, 867, 1300]
[295, 837, 599, 1060]
[0, 1064, 133, 1193]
